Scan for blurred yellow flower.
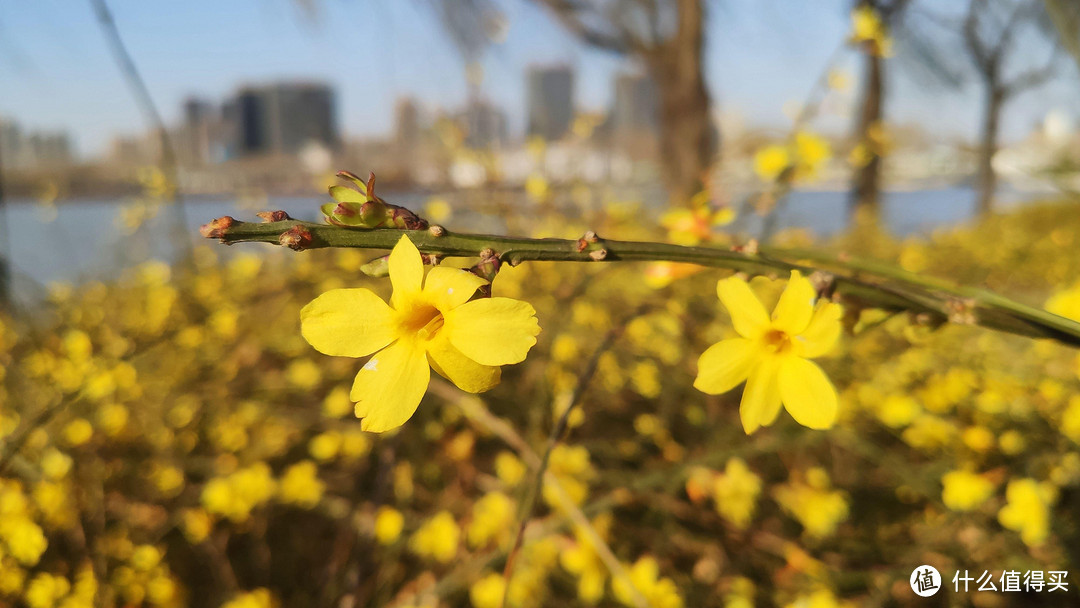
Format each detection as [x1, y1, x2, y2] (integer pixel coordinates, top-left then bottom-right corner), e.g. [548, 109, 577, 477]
[712, 458, 761, 529]
[849, 5, 893, 56]
[308, 431, 342, 462]
[612, 556, 683, 608]
[470, 572, 507, 608]
[374, 506, 404, 545]
[0, 516, 48, 565]
[130, 545, 162, 571]
[495, 451, 527, 487]
[24, 572, 70, 608]
[998, 478, 1055, 546]
[278, 461, 325, 509]
[181, 509, 213, 544]
[941, 470, 994, 511]
[467, 491, 514, 548]
[694, 271, 843, 434]
[61, 419, 93, 447]
[753, 146, 790, 181]
[410, 510, 460, 563]
[560, 513, 612, 604]
[40, 449, 73, 480]
[774, 471, 849, 539]
[301, 235, 540, 432]
[221, 588, 276, 608]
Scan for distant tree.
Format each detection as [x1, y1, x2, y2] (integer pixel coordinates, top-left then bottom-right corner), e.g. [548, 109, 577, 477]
[437, 0, 715, 206]
[962, 0, 1060, 216]
[849, 0, 912, 226]
[535, 0, 714, 206]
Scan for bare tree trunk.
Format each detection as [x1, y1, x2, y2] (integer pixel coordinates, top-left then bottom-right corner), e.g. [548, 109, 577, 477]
[851, 50, 884, 225]
[976, 86, 1003, 217]
[650, 0, 715, 206]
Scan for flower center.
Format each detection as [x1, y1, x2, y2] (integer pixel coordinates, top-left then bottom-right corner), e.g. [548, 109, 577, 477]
[763, 328, 793, 355]
[398, 301, 444, 342]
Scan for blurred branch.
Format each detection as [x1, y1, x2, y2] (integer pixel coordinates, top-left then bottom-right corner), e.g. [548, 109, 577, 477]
[500, 308, 648, 608]
[204, 217, 1080, 347]
[1046, 0, 1080, 68]
[89, 0, 190, 255]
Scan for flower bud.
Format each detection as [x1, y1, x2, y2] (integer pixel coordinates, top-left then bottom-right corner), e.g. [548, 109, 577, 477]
[360, 255, 391, 277]
[279, 226, 313, 251]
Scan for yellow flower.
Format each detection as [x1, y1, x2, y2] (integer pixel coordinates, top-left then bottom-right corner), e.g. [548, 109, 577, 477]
[221, 588, 276, 608]
[793, 132, 832, 180]
[409, 510, 460, 563]
[941, 470, 994, 511]
[470, 572, 507, 608]
[612, 556, 683, 608]
[774, 473, 849, 539]
[130, 545, 162, 571]
[277, 461, 325, 509]
[998, 478, 1055, 546]
[753, 146, 790, 181]
[62, 419, 93, 447]
[694, 271, 843, 434]
[712, 458, 761, 529]
[301, 235, 540, 432]
[495, 451, 526, 487]
[40, 449, 73, 480]
[467, 491, 514, 548]
[849, 5, 893, 56]
[374, 506, 404, 545]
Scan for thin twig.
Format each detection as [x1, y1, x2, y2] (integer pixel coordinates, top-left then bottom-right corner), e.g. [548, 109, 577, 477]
[500, 306, 650, 608]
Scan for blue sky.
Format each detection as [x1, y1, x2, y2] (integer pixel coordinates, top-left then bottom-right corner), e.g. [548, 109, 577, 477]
[1, 0, 1076, 158]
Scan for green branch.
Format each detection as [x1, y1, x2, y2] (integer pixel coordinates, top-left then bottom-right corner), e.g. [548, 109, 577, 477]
[202, 217, 1080, 348]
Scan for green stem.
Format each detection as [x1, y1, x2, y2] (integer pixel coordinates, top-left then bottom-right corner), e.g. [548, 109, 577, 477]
[206, 218, 1080, 347]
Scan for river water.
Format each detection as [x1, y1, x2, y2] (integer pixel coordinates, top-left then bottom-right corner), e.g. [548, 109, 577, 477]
[0, 185, 1040, 301]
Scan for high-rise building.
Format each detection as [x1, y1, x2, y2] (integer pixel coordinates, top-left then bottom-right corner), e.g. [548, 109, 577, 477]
[0, 117, 72, 169]
[461, 99, 507, 149]
[394, 98, 420, 155]
[225, 82, 338, 158]
[611, 73, 658, 138]
[181, 97, 216, 165]
[526, 65, 574, 141]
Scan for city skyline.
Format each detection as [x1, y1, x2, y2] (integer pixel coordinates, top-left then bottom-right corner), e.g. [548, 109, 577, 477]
[3, 0, 1078, 160]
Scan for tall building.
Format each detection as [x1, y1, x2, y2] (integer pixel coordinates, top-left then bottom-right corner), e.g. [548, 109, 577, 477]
[611, 73, 658, 138]
[394, 98, 421, 155]
[461, 99, 507, 149]
[0, 117, 72, 169]
[181, 97, 216, 165]
[225, 82, 338, 158]
[526, 66, 574, 141]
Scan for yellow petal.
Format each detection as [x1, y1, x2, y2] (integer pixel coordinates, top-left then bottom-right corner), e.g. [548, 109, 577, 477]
[740, 356, 783, 434]
[693, 338, 757, 394]
[300, 289, 396, 357]
[798, 301, 843, 358]
[423, 266, 489, 311]
[444, 297, 540, 366]
[716, 276, 769, 339]
[427, 333, 501, 393]
[351, 339, 430, 432]
[389, 235, 424, 309]
[772, 270, 816, 335]
[778, 357, 838, 430]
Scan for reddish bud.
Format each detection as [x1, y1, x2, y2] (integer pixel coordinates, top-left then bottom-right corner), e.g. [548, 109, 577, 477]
[199, 216, 236, 239]
[256, 210, 292, 223]
[278, 226, 313, 251]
